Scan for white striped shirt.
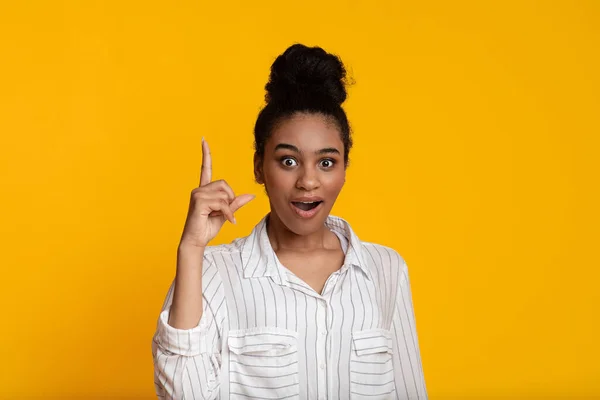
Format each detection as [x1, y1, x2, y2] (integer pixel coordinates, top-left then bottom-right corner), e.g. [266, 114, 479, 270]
[152, 213, 428, 400]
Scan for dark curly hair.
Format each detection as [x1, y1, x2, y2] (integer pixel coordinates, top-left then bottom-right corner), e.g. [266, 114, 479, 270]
[254, 43, 354, 169]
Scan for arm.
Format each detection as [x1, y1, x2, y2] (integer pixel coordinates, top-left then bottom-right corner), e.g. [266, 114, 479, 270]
[391, 260, 428, 399]
[151, 248, 225, 400]
[152, 137, 252, 399]
[169, 245, 207, 329]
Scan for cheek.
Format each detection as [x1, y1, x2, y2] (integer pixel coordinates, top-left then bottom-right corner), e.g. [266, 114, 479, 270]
[265, 166, 294, 191]
[324, 172, 346, 193]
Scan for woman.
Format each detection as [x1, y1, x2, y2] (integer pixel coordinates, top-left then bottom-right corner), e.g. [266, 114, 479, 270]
[152, 43, 428, 400]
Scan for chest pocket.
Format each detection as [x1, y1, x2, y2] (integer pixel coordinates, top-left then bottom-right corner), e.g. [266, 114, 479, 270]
[227, 327, 300, 399]
[350, 329, 396, 399]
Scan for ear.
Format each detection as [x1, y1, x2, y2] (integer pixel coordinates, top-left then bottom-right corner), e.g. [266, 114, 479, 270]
[253, 152, 264, 184]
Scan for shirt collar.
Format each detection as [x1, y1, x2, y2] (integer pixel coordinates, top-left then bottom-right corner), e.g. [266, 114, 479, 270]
[241, 213, 372, 283]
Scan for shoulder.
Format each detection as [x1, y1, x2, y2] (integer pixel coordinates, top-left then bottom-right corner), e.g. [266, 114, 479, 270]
[203, 238, 243, 257]
[360, 241, 409, 279]
[200, 234, 255, 279]
[195, 239, 247, 304]
[329, 214, 410, 281]
[201, 238, 245, 266]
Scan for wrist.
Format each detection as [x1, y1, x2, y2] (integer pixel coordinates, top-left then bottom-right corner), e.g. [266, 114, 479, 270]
[177, 244, 206, 262]
[178, 241, 206, 253]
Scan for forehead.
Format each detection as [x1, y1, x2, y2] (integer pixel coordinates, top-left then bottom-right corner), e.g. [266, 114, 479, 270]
[269, 113, 343, 149]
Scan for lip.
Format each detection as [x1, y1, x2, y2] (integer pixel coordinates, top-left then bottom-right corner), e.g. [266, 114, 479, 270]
[290, 198, 324, 219]
[290, 196, 324, 202]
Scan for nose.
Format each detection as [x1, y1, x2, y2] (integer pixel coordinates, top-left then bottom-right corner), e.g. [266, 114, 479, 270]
[295, 165, 320, 191]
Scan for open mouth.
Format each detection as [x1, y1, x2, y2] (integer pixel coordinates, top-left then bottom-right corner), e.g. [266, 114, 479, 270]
[291, 201, 323, 211]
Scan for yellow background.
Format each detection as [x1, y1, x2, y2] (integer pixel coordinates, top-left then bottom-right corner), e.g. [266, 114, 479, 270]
[1, 1, 599, 398]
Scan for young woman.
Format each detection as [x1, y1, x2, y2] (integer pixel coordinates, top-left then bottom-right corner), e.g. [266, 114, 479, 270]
[152, 43, 428, 400]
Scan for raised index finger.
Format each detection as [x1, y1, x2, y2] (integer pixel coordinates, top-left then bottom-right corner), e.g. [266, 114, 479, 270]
[200, 137, 212, 186]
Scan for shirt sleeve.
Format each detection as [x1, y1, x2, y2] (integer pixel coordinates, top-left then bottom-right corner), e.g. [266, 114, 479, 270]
[151, 253, 225, 400]
[391, 259, 429, 399]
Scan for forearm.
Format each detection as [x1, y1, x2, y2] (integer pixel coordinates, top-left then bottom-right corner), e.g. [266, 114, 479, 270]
[168, 244, 205, 329]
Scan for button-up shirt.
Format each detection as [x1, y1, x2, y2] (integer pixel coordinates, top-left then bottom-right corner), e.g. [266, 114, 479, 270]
[152, 213, 428, 399]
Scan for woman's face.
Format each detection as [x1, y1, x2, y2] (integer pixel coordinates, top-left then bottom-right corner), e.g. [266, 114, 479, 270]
[255, 112, 346, 235]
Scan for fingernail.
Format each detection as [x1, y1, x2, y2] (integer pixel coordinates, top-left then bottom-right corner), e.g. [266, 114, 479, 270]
[233, 217, 237, 224]
[202, 136, 205, 143]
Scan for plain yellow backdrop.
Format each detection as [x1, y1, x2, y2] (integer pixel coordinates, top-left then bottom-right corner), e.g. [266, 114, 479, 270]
[1, 1, 599, 398]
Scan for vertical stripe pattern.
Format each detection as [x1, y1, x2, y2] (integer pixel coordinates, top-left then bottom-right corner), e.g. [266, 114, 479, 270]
[152, 214, 428, 399]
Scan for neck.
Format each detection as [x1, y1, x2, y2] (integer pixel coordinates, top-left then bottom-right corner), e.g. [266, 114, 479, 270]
[266, 211, 332, 252]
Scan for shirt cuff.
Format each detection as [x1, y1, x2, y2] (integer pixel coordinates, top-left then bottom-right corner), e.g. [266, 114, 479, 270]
[156, 308, 210, 356]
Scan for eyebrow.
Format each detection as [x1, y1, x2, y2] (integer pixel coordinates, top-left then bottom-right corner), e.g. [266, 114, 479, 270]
[274, 143, 341, 155]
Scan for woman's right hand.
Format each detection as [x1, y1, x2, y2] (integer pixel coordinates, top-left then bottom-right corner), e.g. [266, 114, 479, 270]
[179, 138, 255, 249]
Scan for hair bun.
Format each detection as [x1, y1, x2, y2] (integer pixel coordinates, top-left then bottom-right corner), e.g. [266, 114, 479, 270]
[265, 43, 348, 107]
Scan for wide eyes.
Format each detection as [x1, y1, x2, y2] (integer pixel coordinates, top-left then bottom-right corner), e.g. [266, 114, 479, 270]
[282, 157, 298, 167]
[280, 157, 336, 169]
[319, 159, 334, 168]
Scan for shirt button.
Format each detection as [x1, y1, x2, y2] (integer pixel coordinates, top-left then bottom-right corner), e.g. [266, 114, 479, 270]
[319, 363, 325, 370]
[320, 330, 327, 336]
